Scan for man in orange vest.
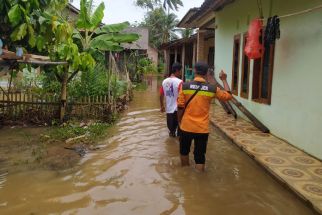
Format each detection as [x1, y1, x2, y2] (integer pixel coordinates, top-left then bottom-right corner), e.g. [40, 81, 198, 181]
[177, 62, 232, 172]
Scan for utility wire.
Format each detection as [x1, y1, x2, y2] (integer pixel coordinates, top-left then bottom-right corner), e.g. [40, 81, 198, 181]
[260, 4, 322, 20]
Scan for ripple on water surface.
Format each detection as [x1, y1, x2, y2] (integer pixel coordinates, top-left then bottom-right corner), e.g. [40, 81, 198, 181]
[0, 88, 316, 215]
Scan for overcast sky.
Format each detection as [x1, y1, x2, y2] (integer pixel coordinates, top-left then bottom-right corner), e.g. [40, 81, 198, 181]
[70, 0, 204, 24]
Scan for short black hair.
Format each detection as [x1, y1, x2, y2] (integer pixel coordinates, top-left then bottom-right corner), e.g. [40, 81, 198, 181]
[171, 62, 182, 74]
[194, 62, 209, 76]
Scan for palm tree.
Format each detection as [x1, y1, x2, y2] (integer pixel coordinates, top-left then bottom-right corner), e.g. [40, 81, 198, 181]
[179, 28, 195, 39]
[140, 7, 179, 48]
[162, 0, 183, 11]
[135, 0, 183, 11]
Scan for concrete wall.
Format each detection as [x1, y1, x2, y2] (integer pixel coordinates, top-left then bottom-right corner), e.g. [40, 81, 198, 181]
[215, 0, 322, 159]
[122, 27, 149, 50]
[197, 30, 214, 63]
[147, 46, 158, 65]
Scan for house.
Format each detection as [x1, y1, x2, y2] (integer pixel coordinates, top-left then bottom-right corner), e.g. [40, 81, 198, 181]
[64, 3, 80, 22]
[180, 0, 322, 159]
[161, 30, 215, 80]
[161, 7, 215, 80]
[161, 34, 197, 80]
[122, 27, 158, 65]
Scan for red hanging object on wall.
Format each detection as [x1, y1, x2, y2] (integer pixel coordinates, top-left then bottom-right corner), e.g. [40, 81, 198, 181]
[245, 19, 263, 59]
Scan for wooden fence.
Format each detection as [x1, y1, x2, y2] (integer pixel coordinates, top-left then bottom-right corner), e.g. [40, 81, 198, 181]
[0, 92, 116, 124]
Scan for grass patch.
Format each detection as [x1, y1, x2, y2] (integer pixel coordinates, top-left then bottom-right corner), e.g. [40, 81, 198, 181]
[47, 122, 112, 143]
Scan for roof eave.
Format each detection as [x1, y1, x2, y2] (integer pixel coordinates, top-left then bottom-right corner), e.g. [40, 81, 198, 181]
[186, 0, 235, 27]
[177, 8, 199, 28]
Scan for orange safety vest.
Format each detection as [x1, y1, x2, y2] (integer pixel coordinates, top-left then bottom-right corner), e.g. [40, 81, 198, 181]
[178, 77, 232, 134]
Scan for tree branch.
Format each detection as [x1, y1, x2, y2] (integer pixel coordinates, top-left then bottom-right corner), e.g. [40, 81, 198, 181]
[67, 70, 79, 83]
[54, 70, 62, 82]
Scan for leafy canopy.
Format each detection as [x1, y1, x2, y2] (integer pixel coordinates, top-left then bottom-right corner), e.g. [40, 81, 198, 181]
[140, 7, 178, 48]
[135, 0, 183, 11]
[0, 0, 56, 48]
[73, 0, 140, 52]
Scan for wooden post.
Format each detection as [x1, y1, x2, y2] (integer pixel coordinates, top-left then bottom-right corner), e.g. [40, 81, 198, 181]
[163, 50, 168, 75]
[174, 48, 178, 62]
[59, 69, 68, 122]
[216, 81, 269, 133]
[22, 93, 26, 120]
[225, 101, 238, 119]
[192, 42, 197, 65]
[181, 44, 186, 79]
[197, 30, 207, 62]
[19, 92, 21, 118]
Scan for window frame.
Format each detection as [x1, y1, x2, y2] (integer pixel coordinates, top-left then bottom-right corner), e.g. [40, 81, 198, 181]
[252, 42, 275, 105]
[240, 33, 250, 99]
[231, 34, 241, 96]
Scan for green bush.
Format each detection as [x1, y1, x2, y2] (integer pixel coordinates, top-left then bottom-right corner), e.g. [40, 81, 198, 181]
[137, 57, 157, 74]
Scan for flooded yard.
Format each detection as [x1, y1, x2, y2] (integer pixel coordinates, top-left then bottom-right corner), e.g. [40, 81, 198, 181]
[0, 77, 316, 215]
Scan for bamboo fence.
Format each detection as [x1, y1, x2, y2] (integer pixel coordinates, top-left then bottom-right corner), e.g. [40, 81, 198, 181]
[0, 92, 115, 124]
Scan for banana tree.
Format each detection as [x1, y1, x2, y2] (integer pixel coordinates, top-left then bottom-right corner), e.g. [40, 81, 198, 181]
[73, 0, 140, 107]
[0, 0, 54, 48]
[73, 0, 140, 53]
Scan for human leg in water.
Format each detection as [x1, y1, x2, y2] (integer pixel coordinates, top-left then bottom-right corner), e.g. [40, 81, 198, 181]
[193, 133, 209, 172]
[180, 131, 193, 166]
[167, 112, 177, 137]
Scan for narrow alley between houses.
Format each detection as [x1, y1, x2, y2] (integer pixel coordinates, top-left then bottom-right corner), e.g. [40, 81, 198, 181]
[0, 77, 315, 215]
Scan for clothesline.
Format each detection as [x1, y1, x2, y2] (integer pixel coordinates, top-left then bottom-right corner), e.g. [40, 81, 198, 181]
[260, 4, 322, 20]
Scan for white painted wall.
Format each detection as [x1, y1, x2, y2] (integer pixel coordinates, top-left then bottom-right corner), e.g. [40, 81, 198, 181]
[215, 0, 322, 159]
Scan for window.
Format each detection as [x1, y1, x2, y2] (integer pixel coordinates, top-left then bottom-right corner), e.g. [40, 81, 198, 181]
[231, 35, 241, 95]
[252, 36, 275, 104]
[241, 33, 250, 99]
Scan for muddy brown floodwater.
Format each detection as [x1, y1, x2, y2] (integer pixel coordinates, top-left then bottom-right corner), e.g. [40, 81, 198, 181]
[0, 76, 316, 215]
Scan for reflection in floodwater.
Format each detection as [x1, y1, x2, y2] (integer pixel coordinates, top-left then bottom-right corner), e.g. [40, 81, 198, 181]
[0, 76, 315, 214]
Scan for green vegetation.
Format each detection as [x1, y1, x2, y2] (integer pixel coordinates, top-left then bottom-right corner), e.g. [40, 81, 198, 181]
[73, 0, 139, 52]
[139, 7, 179, 48]
[133, 82, 148, 91]
[48, 121, 113, 142]
[1, 0, 139, 122]
[135, 0, 182, 74]
[137, 57, 157, 74]
[135, 0, 183, 11]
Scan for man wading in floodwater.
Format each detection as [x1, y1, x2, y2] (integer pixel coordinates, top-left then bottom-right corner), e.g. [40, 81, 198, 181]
[177, 62, 232, 172]
[160, 63, 183, 137]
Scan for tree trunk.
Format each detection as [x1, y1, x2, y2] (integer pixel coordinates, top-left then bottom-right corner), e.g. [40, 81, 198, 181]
[60, 69, 68, 122]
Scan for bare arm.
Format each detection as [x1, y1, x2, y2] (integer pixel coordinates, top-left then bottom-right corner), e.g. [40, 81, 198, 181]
[219, 71, 231, 92]
[207, 70, 232, 101]
[160, 87, 165, 112]
[160, 94, 165, 112]
[207, 69, 231, 92]
[177, 88, 185, 124]
[177, 108, 184, 125]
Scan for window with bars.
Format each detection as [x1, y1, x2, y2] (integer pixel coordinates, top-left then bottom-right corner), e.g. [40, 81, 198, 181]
[231, 35, 241, 95]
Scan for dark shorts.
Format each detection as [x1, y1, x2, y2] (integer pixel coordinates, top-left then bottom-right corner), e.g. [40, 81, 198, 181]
[180, 130, 209, 164]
